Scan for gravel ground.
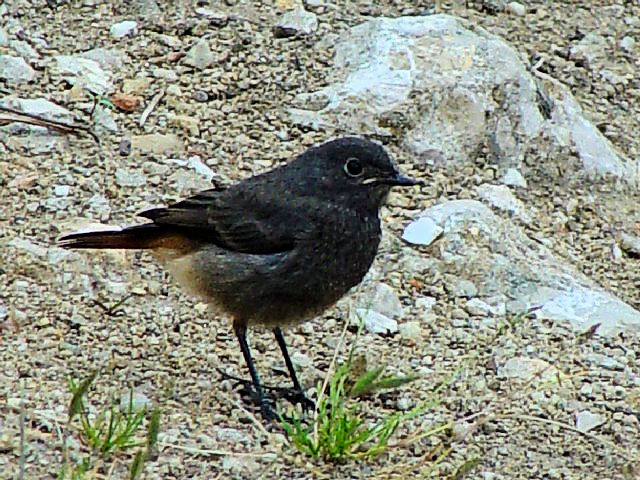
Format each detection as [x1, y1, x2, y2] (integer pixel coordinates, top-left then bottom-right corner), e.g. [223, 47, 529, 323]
[1, 1, 639, 479]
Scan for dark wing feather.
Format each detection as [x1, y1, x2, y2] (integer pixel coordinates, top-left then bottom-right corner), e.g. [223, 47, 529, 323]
[139, 187, 296, 254]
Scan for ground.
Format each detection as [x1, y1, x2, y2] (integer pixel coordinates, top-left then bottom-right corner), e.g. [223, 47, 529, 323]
[1, 1, 639, 479]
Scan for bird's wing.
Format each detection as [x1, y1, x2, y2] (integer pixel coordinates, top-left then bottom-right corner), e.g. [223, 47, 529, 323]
[139, 187, 299, 254]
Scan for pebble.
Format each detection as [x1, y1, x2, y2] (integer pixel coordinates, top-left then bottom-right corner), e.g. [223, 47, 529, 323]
[399, 321, 421, 340]
[166, 84, 182, 97]
[93, 105, 118, 133]
[498, 357, 558, 382]
[501, 168, 527, 188]
[184, 38, 215, 69]
[188, 156, 215, 180]
[415, 296, 436, 312]
[619, 36, 636, 53]
[451, 278, 478, 298]
[274, 8, 318, 38]
[195, 8, 228, 26]
[54, 185, 70, 197]
[119, 391, 152, 413]
[10, 40, 40, 59]
[119, 137, 132, 156]
[115, 168, 147, 187]
[132, 133, 184, 154]
[575, 410, 606, 433]
[122, 76, 152, 95]
[169, 114, 200, 136]
[110, 20, 138, 39]
[153, 67, 178, 82]
[506, 2, 526, 16]
[619, 233, 640, 256]
[54, 55, 113, 95]
[354, 309, 398, 334]
[193, 90, 208, 102]
[402, 217, 443, 246]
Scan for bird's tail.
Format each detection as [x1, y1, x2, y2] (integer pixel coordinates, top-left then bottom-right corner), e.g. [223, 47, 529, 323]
[58, 224, 178, 250]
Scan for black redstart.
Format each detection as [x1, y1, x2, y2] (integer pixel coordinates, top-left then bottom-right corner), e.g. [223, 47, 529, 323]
[58, 137, 420, 420]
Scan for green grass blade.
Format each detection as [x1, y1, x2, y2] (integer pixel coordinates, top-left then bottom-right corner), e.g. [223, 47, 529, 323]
[68, 372, 97, 421]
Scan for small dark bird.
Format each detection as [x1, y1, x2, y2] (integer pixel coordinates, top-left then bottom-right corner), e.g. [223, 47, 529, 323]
[58, 137, 420, 420]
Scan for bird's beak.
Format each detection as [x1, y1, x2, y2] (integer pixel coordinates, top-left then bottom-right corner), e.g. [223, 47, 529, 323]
[363, 172, 423, 187]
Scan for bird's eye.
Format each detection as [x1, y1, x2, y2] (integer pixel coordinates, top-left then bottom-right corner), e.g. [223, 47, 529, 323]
[344, 158, 364, 177]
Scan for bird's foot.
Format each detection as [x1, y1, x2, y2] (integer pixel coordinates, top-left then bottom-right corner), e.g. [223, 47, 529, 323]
[280, 389, 315, 411]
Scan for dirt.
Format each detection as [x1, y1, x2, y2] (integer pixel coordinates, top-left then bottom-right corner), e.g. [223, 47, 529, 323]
[1, 1, 639, 479]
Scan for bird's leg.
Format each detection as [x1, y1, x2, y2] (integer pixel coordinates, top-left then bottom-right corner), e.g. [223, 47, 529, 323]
[273, 326, 315, 411]
[233, 321, 275, 421]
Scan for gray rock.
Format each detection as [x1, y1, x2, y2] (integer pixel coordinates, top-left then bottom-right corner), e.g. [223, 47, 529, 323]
[195, 8, 228, 26]
[354, 309, 398, 335]
[498, 357, 558, 382]
[0, 97, 73, 121]
[288, 15, 638, 185]
[0, 55, 35, 83]
[119, 391, 151, 413]
[110, 20, 138, 39]
[475, 183, 531, 222]
[501, 168, 527, 188]
[80, 47, 126, 71]
[8, 237, 48, 258]
[152, 67, 178, 82]
[415, 296, 436, 312]
[184, 38, 215, 69]
[156, 34, 182, 49]
[369, 282, 405, 319]
[451, 278, 478, 298]
[506, 2, 526, 16]
[399, 321, 421, 340]
[54, 185, 70, 197]
[409, 200, 640, 336]
[10, 40, 40, 59]
[569, 32, 607, 68]
[575, 410, 606, 433]
[402, 217, 443, 246]
[114, 168, 147, 187]
[466, 298, 505, 316]
[274, 8, 318, 37]
[93, 105, 118, 133]
[619, 36, 636, 53]
[0, 27, 8, 47]
[188, 156, 215, 181]
[53, 55, 113, 95]
[619, 233, 640, 256]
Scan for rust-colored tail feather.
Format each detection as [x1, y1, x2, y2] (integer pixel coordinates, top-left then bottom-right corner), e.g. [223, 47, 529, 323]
[58, 224, 164, 250]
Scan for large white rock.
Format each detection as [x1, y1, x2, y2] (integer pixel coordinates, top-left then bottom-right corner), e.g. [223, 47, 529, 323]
[289, 15, 638, 185]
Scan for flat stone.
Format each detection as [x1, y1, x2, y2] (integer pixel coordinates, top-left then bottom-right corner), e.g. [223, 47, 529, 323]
[575, 410, 606, 433]
[274, 8, 318, 37]
[402, 217, 443, 246]
[499, 357, 558, 382]
[132, 133, 184, 154]
[399, 321, 421, 340]
[110, 20, 138, 39]
[502, 168, 527, 188]
[354, 309, 398, 335]
[53, 55, 113, 95]
[184, 38, 215, 69]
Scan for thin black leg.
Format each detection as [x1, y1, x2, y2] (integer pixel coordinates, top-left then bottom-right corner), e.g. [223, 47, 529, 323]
[233, 321, 274, 421]
[273, 326, 314, 411]
[273, 326, 303, 392]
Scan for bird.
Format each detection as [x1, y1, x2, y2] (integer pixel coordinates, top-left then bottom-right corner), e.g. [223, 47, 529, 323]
[58, 136, 420, 420]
